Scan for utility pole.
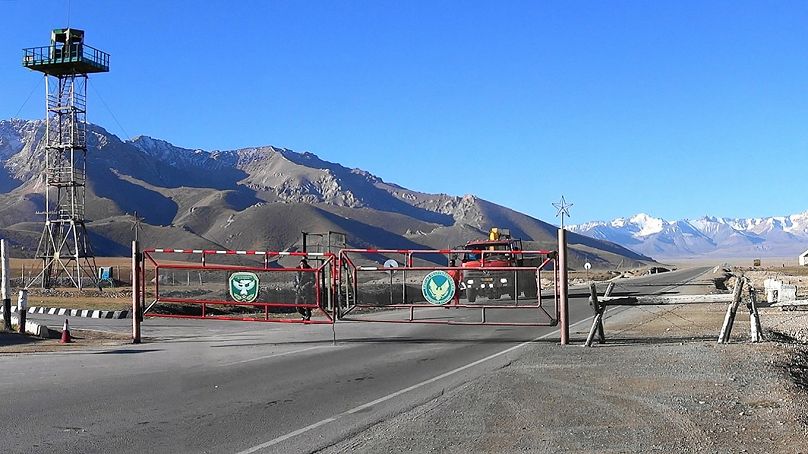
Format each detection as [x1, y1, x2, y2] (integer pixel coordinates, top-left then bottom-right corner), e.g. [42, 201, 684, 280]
[553, 197, 573, 345]
[131, 211, 144, 243]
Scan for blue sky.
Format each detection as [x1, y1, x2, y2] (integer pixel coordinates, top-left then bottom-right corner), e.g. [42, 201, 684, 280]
[2, 1, 807, 224]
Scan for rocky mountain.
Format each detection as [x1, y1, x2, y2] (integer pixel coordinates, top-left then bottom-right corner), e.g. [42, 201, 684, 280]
[0, 119, 651, 268]
[570, 212, 808, 260]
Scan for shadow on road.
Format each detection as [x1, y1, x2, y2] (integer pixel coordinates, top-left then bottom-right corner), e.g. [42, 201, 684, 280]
[573, 335, 717, 346]
[0, 332, 43, 347]
[218, 336, 564, 347]
[92, 349, 163, 355]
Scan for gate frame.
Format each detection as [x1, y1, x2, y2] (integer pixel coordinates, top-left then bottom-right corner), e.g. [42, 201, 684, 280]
[128, 240, 570, 341]
[337, 248, 559, 326]
[140, 248, 337, 324]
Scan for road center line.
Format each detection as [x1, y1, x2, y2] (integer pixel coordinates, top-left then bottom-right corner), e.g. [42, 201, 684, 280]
[235, 317, 593, 454]
[219, 346, 325, 367]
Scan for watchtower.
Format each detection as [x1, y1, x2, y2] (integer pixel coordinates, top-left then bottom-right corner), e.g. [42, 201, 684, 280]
[22, 28, 110, 289]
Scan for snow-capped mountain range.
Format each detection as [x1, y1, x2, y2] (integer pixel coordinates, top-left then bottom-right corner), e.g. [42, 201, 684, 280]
[569, 213, 808, 260]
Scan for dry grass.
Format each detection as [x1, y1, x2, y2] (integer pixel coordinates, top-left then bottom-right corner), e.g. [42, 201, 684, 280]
[11, 257, 135, 286]
[22, 294, 131, 311]
[9, 257, 144, 310]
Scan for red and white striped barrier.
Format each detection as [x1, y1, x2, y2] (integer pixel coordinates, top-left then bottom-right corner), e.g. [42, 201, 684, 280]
[148, 248, 327, 257]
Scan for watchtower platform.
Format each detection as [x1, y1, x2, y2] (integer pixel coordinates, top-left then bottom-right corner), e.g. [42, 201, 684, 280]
[22, 28, 109, 75]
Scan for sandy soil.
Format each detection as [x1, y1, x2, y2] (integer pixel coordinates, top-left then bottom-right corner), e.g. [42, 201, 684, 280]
[665, 257, 803, 268]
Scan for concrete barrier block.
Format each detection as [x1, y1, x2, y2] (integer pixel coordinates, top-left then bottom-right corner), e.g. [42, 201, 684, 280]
[9, 313, 51, 338]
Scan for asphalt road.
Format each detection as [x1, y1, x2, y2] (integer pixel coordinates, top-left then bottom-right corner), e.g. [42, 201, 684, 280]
[0, 267, 709, 453]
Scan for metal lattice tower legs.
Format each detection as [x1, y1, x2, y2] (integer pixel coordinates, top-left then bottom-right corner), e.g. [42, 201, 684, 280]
[33, 74, 99, 289]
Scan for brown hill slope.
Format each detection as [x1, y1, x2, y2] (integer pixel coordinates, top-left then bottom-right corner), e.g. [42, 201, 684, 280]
[0, 119, 652, 269]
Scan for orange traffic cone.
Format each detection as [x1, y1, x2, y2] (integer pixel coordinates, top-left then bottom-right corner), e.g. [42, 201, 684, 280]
[60, 319, 72, 344]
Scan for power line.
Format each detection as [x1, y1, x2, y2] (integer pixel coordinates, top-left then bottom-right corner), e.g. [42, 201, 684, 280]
[13, 77, 42, 119]
[88, 79, 131, 140]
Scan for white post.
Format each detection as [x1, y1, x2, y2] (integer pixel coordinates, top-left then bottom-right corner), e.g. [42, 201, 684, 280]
[17, 289, 28, 334]
[748, 286, 763, 342]
[1, 239, 11, 331]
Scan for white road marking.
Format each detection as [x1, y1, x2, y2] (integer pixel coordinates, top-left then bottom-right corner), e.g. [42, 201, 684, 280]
[235, 318, 593, 454]
[219, 346, 326, 367]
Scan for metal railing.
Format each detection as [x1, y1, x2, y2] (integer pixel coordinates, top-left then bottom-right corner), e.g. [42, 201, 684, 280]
[23, 43, 109, 71]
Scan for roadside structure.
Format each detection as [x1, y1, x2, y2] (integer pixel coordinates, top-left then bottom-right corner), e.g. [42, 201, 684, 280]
[22, 28, 109, 289]
[799, 249, 808, 266]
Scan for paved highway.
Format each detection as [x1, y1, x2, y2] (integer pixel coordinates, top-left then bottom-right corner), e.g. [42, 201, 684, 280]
[0, 267, 709, 453]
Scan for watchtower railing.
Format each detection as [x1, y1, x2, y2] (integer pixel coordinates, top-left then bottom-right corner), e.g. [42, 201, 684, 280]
[23, 43, 110, 72]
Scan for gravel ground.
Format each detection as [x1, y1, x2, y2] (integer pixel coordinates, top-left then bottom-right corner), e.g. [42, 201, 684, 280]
[739, 268, 808, 298]
[321, 278, 808, 453]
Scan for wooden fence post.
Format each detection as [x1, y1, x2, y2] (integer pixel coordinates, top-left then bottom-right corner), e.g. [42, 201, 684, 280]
[585, 282, 610, 347]
[601, 282, 614, 341]
[748, 285, 763, 342]
[585, 283, 601, 347]
[718, 276, 745, 343]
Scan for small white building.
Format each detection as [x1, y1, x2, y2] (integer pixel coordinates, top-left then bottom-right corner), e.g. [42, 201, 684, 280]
[765, 278, 798, 303]
[800, 249, 808, 266]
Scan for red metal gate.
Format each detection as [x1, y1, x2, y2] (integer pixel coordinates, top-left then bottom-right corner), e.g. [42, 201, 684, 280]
[142, 248, 336, 324]
[337, 248, 559, 326]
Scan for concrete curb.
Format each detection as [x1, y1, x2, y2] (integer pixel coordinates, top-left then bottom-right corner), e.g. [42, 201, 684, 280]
[7, 313, 52, 338]
[0, 306, 130, 319]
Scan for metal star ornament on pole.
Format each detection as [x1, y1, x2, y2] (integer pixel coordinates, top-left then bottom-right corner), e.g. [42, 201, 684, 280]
[553, 196, 573, 230]
[553, 196, 572, 345]
[131, 211, 144, 243]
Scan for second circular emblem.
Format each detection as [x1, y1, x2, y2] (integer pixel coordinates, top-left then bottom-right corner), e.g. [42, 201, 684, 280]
[421, 270, 456, 305]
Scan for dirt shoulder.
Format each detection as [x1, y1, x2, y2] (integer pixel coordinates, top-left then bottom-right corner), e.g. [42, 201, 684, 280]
[322, 290, 808, 453]
[0, 329, 131, 354]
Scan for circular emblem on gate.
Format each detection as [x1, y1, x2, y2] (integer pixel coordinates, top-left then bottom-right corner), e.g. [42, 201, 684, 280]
[229, 272, 260, 303]
[422, 270, 455, 306]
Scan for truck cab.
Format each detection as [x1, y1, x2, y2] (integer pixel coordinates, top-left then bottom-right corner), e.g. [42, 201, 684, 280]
[457, 228, 538, 303]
